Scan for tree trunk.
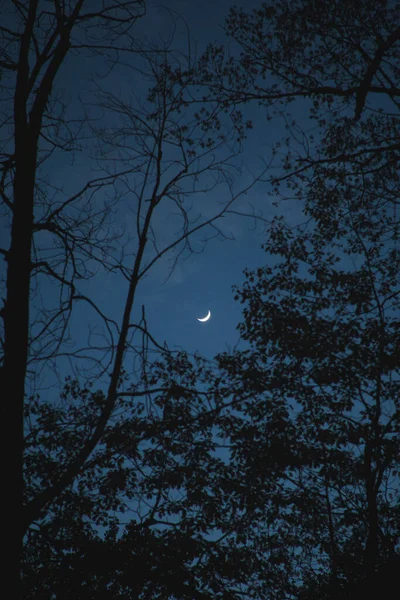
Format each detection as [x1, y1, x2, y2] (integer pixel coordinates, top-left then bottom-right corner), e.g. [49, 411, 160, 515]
[2, 154, 36, 599]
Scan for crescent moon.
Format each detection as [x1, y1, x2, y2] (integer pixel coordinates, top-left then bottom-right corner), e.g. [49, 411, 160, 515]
[197, 310, 211, 322]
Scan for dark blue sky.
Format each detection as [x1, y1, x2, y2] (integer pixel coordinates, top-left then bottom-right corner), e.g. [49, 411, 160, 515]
[120, 1, 305, 358]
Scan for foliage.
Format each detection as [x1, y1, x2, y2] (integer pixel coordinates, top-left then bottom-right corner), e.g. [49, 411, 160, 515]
[4, 0, 400, 598]
[218, 207, 400, 597]
[23, 359, 263, 599]
[196, 1, 400, 595]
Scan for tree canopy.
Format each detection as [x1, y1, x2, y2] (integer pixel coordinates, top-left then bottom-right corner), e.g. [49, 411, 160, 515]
[2, 1, 399, 599]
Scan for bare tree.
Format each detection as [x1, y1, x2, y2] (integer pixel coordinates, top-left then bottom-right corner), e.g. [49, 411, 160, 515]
[23, 34, 264, 524]
[0, 3, 147, 595]
[0, 3, 265, 596]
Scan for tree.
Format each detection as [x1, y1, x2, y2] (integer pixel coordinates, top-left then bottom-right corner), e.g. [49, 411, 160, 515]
[189, 0, 400, 596]
[1, 3, 263, 597]
[199, 0, 400, 252]
[0, 3, 145, 595]
[119, 165, 399, 599]
[7, 0, 400, 597]
[201, 0, 400, 122]
[23, 355, 263, 600]
[23, 192, 399, 599]
[214, 208, 399, 598]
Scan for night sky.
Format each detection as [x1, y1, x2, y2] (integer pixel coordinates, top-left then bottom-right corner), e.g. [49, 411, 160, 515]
[25, 0, 310, 390]
[140, 3, 308, 358]
[121, 2, 297, 354]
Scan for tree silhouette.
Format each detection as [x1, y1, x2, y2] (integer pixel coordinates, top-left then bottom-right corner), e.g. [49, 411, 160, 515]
[115, 182, 399, 598]
[216, 208, 399, 597]
[1, 3, 146, 594]
[4, 1, 400, 598]
[195, 1, 400, 595]
[1, 3, 263, 597]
